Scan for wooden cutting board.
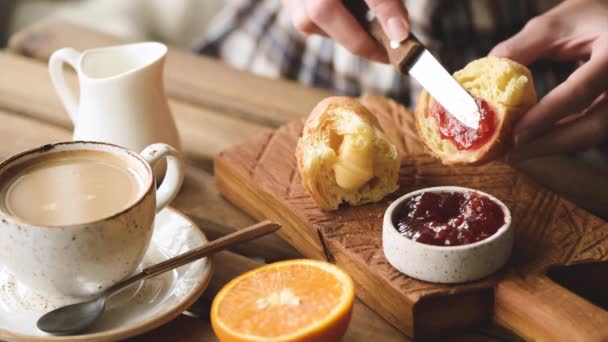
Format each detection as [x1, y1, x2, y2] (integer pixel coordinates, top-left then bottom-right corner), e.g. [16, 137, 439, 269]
[215, 93, 608, 340]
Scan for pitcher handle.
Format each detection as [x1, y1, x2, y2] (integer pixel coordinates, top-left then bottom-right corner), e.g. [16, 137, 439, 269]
[49, 48, 81, 123]
[140, 144, 184, 213]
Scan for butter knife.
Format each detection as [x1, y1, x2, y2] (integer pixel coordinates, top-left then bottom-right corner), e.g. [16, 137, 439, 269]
[345, 0, 480, 129]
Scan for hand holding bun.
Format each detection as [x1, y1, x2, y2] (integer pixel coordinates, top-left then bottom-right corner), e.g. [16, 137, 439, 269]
[296, 97, 400, 211]
[416, 57, 537, 165]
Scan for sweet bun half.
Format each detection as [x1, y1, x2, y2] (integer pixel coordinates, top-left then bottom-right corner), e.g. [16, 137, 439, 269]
[296, 97, 400, 211]
[415, 57, 537, 165]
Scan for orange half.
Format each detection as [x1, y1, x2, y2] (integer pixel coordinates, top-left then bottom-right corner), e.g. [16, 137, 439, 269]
[211, 259, 355, 342]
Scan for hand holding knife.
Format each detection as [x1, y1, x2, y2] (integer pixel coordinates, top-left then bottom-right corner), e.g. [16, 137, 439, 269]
[344, 0, 480, 129]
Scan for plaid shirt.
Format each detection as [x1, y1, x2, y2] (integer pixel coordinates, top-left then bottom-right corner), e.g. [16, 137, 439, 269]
[195, 0, 572, 107]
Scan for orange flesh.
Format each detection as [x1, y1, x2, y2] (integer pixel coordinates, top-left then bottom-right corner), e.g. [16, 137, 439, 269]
[216, 264, 346, 338]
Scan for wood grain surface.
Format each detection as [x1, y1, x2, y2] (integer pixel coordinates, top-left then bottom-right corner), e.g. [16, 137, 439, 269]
[215, 93, 608, 339]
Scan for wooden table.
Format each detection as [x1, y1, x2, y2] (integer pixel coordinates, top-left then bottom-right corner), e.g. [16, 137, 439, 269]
[1, 19, 606, 341]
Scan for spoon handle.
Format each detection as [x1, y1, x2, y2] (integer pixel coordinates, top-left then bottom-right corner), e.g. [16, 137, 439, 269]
[144, 220, 280, 276]
[104, 220, 281, 296]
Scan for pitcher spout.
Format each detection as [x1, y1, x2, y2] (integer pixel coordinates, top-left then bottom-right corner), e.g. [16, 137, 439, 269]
[79, 42, 167, 81]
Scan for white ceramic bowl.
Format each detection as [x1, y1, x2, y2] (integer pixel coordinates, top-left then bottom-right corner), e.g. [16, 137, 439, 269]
[382, 186, 513, 283]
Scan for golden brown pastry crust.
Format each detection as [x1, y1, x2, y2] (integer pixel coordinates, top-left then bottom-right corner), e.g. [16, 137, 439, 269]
[415, 57, 537, 165]
[300, 97, 382, 136]
[296, 96, 400, 210]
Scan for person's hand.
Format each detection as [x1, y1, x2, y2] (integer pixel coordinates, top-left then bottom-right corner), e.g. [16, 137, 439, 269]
[490, 0, 608, 162]
[282, 0, 409, 62]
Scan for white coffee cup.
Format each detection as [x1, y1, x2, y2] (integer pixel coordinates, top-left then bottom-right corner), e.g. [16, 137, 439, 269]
[0, 141, 184, 297]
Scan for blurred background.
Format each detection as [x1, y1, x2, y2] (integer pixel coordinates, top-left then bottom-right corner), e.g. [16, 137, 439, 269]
[0, 0, 226, 49]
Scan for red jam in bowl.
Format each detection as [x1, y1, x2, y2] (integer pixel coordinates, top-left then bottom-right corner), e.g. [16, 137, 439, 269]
[393, 191, 505, 246]
[429, 98, 496, 150]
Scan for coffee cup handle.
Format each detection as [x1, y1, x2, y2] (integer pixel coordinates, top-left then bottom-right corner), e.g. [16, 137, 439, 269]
[140, 144, 184, 213]
[49, 48, 81, 124]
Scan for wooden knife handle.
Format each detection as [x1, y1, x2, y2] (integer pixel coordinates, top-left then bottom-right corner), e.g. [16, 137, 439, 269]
[344, 0, 424, 72]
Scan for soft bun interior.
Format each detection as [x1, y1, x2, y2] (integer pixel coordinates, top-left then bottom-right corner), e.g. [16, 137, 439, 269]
[297, 97, 400, 210]
[416, 57, 537, 165]
[454, 57, 537, 113]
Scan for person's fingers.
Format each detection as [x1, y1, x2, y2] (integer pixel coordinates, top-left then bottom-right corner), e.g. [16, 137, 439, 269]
[305, 0, 386, 61]
[507, 101, 608, 162]
[489, 16, 561, 66]
[513, 45, 608, 145]
[283, 0, 326, 36]
[365, 0, 409, 42]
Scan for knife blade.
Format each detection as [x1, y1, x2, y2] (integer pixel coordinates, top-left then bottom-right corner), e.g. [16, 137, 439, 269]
[345, 0, 480, 129]
[408, 50, 480, 129]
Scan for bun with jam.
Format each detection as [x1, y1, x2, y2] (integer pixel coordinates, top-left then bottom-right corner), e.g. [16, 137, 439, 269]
[415, 57, 537, 165]
[296, 97, 400, 211]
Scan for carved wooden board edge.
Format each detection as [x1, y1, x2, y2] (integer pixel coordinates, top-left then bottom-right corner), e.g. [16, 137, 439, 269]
[214, 93, 608, 338]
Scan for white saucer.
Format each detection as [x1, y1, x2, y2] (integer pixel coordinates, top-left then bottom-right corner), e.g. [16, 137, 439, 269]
[0, 207, 213, 341]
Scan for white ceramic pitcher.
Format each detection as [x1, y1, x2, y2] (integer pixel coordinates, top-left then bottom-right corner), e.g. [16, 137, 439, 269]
[48, 42, 181, 153]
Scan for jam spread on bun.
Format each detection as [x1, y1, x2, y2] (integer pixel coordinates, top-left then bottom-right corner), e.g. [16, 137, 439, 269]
[429, 98, 496, 150]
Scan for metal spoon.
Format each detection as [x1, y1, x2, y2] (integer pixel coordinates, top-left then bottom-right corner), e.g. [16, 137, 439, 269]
[37, 220, 281, 335]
